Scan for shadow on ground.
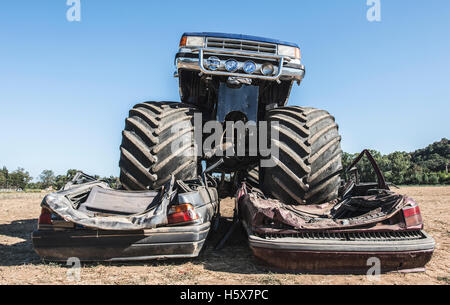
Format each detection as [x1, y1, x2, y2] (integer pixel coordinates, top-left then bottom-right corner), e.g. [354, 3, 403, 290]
[192, 217, 270, 275]
[0, 216, 269, 274]
[0, 219, 41, 266]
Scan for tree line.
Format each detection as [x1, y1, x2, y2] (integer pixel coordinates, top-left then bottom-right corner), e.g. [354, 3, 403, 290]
[342, 138, 449, 185]
[0, 167, 119, 191]
[0, 138, 448, 191]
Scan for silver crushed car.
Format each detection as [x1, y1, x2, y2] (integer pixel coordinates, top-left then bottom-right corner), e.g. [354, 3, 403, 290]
[32, 173, 218, 262]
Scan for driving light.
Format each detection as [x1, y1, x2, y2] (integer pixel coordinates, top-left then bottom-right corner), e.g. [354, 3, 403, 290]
[261, 64, 274, 76]
[179, 36, 205, 48]
[278, 45, 301, 59]
[206, 56, 220, 70]
[225, 59, 238, 72]
[243, 61, 256, 74]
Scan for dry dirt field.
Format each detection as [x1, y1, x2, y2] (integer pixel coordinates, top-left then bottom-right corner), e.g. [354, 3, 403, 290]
[0, 186, 448, 285]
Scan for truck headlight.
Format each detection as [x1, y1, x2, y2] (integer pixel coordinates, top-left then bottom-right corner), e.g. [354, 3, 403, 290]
[261, 64, 274, 76]
[206, 57, 220, 70]
[243, 61, 256, 74]
[179, 36, 205, 48]
[278, 45, 301, 59]
[225, 59, 239, 72]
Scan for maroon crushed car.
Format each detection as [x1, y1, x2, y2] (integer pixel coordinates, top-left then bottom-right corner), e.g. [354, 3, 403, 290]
[236, 150, 435, 274]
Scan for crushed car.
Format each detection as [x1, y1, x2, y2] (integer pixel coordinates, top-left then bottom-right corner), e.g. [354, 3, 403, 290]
[32, 173, 218, 262]
[235, 150, 435, 273]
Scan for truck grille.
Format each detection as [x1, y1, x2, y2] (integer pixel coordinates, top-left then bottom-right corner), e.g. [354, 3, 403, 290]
[259, 231, 425, 242]
[206, 37, 277, 54]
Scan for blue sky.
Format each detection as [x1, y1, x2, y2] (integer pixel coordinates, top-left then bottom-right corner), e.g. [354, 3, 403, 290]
[0, 0, 449, 180]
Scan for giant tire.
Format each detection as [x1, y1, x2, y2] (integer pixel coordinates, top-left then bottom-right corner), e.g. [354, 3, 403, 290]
[260, 106, 343, 205]
[119, 102, 198, 190]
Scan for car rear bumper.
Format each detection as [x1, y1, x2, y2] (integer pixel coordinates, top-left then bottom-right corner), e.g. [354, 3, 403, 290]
[244, 223, 435, 273]
[32, 222, 211, 262]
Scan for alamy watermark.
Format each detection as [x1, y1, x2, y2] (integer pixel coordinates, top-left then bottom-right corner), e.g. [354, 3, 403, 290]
[366, 257, 381, 281]
[170, 114, 279, 168]
[65, 1, 380, 23]
[366, 0, 381, 22]
[66, 0, 81, 22]
[66, 257, 81, 282]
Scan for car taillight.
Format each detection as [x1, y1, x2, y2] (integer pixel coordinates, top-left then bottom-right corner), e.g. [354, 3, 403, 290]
[167, 204, 198, 225]
[402, 204, 423, 228]
[38, 207, 52, 225]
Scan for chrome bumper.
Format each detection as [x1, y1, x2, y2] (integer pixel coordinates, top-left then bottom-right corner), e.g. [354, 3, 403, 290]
[175, 48, 305, 83]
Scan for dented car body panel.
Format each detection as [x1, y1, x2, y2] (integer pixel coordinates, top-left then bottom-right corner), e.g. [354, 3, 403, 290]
[237, 185, 435, 273]
[33, 223, 211, 262]
[32, 175, 219, 262]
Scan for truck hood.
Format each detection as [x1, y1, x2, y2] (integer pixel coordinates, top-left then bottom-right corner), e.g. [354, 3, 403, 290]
[182, 32, 299, 48]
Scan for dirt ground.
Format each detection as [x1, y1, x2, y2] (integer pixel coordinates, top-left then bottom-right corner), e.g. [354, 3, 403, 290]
[0, 186, 448, 285]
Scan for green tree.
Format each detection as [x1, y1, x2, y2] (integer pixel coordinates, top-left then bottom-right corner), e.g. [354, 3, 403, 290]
[413, 172, 423, 185]
[39, 170, 56, 188]
[386, 151, 411, 185]
[445, 173, 450, 185]
[422, 173, 430, 185]
[66, 169, 79, 181]
[102, 176, 120, 189]
[53, 169, 82, 190]
[341, 150, 388, 183]
[0, 172, 6, 188]
[53, 175, 66, 190]
[353, 150, 388, 183]
[438, 172, 450, 185]
[0, 167, 8, 188]
[8, 168, 32, 190]
[411, 138, 449, 172]
[429, 173, 439, 185]
[342, 138, 449, 185]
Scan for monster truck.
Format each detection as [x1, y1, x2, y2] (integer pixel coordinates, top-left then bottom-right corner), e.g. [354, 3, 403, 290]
[119, 32, 342, 205]
[32, 33, 434, 270]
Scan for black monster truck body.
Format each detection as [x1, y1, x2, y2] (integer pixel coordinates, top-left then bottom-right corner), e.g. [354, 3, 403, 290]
[119, 32, 343, 206]
[175, 32, 305, 122]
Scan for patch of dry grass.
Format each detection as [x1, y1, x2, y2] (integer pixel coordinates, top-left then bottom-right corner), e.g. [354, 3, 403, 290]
[0, 187, 448, 285]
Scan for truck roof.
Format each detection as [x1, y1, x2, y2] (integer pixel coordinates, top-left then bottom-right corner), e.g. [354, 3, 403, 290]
[182, 32, 299, 48]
